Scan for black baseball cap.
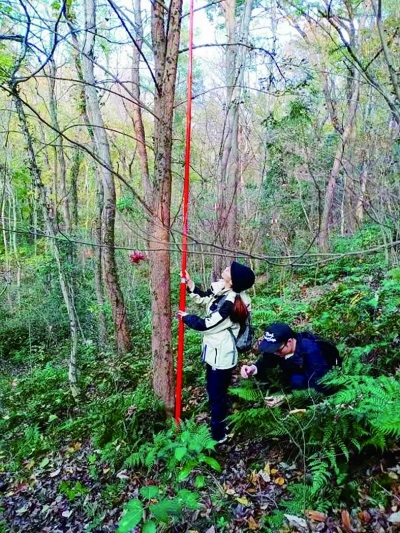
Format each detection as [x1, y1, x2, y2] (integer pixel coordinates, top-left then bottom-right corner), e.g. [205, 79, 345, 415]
[258, 323, 295, 353]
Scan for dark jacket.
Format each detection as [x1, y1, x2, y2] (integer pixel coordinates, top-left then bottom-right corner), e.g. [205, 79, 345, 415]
[255, 333, 330, 392]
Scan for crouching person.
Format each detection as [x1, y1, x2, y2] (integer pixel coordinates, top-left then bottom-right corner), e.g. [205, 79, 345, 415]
[240, 323, 331, 403]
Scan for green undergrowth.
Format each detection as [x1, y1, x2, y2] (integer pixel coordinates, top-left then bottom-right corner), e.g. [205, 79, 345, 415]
[0, 351, 166, 473]
[1, 227, 400, 530]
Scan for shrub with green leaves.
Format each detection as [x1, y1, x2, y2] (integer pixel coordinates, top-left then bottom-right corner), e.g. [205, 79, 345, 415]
[124, 419, 220, 484]
[117, 486, 201, 533]
[117, 420, 219, 532]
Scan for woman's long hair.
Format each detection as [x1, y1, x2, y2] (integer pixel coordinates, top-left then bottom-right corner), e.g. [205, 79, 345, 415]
[230, 295, 249, 326]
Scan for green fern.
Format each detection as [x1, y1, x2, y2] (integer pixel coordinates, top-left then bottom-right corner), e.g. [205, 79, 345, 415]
[123, 419, 219, 485]
[229, 382, 264, 402]
[308, 454, 331, 495]
[124, 451, 142, 469]
[282, 484, 313, 514]
[230, 368, 400, 517]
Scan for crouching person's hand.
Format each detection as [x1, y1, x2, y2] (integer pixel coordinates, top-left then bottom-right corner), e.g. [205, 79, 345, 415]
[240, 364, 257, 379]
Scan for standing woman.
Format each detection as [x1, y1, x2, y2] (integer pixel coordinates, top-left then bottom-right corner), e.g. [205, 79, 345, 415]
[178, 261, 255, 443]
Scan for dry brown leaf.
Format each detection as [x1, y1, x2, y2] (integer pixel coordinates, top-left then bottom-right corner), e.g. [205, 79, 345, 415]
[304, 510, 327, 522]
[358, 510, 371, 523]
[341, 509, 352, 532]
[236, 496, 250, 506]
[270, 468, 278, 475]
[67, 441, 82, 453]
[49, 469, 61, 478]
[225, 488, 236, 496]
[247, 516, 259, 530]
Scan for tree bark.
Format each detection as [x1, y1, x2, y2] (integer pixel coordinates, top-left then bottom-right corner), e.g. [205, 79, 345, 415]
[81, 0, 132, 354]
[47, 59, 71, 233]
[148, 0, 183, 414]
[213, 0, 253, 275]
[69, 148, 83, 228]
[67, 15, 109, 348]
[130, 0, 151, 202]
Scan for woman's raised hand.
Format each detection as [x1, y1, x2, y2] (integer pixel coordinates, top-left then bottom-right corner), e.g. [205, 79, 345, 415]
[181, 270, 194, 291]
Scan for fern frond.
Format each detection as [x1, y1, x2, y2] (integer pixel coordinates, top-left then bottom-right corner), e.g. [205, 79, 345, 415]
[145, 448, 157, 468]
[308, 455, 331, 496]
[230, 382, 264, 402]
[124, 451, 143, 468]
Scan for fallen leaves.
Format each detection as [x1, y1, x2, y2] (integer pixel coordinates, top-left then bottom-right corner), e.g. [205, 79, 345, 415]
[341, 509, 352, 532]
[358, 509, 371, 523]
[304, 509, 327, 522]
[236, 496, 250, 506]
[1, 434, 399, 533]
[284, 513, 308, 529]
[247, 515, 259, 530]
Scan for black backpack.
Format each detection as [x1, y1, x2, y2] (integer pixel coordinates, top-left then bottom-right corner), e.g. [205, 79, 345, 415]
[232, 314, 254, 354]
[301, 331, 342, 368]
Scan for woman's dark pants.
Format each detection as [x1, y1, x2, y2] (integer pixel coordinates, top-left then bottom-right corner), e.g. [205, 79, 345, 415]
[206, 364, 233, 441]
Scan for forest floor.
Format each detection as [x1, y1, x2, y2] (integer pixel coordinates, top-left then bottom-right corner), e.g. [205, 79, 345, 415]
[1, 412, 400, 532]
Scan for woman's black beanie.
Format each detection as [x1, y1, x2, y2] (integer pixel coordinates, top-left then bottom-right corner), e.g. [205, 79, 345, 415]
[230, 261, 255, 293]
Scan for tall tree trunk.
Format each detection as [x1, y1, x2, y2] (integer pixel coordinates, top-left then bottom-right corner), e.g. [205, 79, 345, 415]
[81, 0, 131, 354]
[130, 0, 151, 201]
[213, 0, 253, 275]
[320, 70, 361, 252]
[148, 0, 183, 414]
[69, 148, 83, 228]
[67, 15, 109, 348]
[14, 91, 80, 398]
[94, 179, 108, 348]
[47, 59, 71, 233]
[355, 166, 367, 224]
